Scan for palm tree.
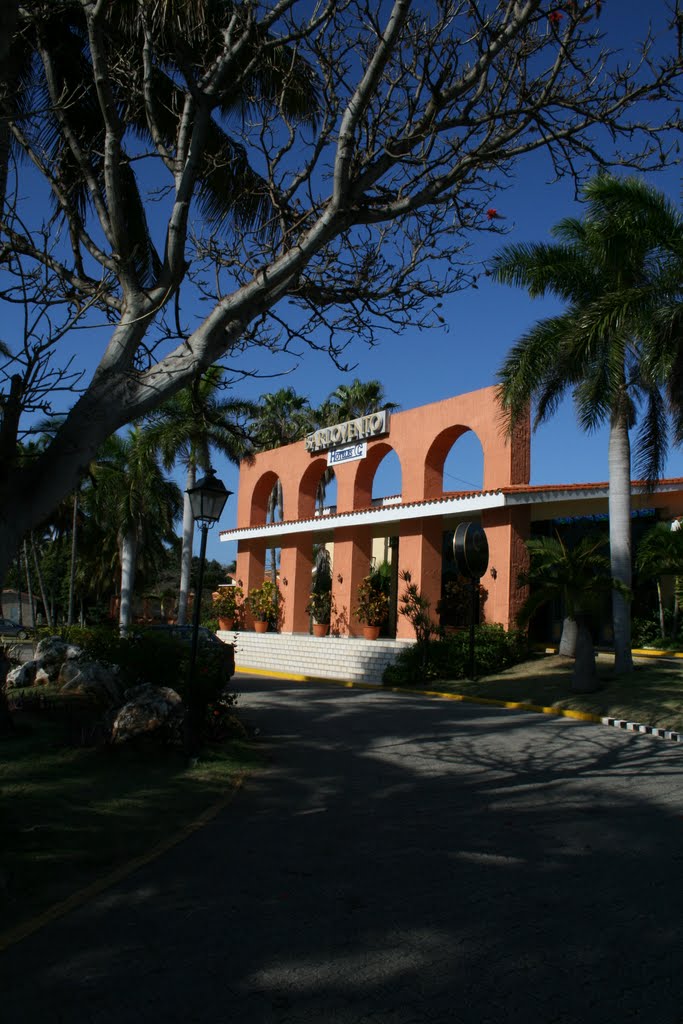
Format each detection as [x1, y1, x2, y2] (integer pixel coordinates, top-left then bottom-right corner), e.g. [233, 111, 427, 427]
[2, 3, 319, 277]
[517, 534, 627, 693]
[494, 174, 683, 675]
[88, 429, 182, 632]
[636, 523, 683, 641]
[141, 368, 256, 625]
[325, 379, 399, 422]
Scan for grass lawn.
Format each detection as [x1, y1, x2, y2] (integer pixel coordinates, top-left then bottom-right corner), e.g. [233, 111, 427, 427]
[0, 702, 261, 940]
[418, 652, 683, 732]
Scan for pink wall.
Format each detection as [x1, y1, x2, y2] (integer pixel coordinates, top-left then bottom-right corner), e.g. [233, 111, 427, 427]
[235, 386, 530, 636]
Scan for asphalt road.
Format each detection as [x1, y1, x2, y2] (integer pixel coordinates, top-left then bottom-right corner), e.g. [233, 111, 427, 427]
[3, 673, 683, 1023]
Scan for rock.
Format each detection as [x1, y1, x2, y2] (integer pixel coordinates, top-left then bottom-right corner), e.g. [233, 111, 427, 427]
[58, 660, 123, 705]
[110, 685, 184, 743]
[6, 662, 37, 689]
[32, 637, 83, 685]
[122, 683, 182, 705]
[34, 667, 52, 686]
[34, 636, 73, 665]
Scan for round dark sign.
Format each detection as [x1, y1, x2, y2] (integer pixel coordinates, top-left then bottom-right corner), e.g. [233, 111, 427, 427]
[453, 522, 489, 579]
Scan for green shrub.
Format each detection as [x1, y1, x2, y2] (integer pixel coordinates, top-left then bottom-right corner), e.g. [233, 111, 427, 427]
[49, 625, 232, 707]
[383, 624, 528, 687]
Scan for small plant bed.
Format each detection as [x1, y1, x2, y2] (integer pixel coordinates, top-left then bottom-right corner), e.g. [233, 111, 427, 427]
[399, 651, 683, 734]
[0, 699, 262, 938]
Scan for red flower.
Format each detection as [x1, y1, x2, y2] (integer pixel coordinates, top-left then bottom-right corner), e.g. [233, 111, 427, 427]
[486, 208, 504, 220]
[548, 10, 563, 26]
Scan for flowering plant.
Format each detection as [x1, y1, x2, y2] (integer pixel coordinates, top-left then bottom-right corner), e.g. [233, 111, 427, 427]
[354, 575, 390, 627]
[247, 579, 280, 622]
[306, 589, 332, 624]
[212, 584, 244, 619]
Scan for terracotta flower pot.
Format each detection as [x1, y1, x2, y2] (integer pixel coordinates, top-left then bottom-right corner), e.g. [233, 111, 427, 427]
[218, 617, 234, 631]
[312, 622, 330, 637]
[362, 625, 381, 640]
[254, 620, 268, 633]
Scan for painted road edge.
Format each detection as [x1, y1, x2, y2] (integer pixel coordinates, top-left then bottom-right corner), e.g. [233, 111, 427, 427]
[236, 664, 683, 737]
[0, 775, 245, 954]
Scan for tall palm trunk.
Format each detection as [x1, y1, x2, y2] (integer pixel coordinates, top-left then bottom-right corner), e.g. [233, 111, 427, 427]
[656, 580, 666, 640]
[558, 616, 578, 657]
[15, 547, 22, 625]
[31, 531, 52, 628]
[67, 491, 78, 626]
[177, 463, 195, 626]
[608, 414, 633, 673]
[23, 539, 35, 627]
[119, 528, 138, 633]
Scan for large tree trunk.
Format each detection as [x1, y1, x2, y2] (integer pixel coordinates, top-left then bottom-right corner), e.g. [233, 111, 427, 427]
[177, 464, 195, 626]
[608, 416, 633, 674]
[118, 529, 138, 633]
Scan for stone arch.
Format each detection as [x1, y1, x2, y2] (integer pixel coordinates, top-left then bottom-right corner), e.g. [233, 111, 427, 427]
[424, 425, 484, 499]
[249, 470, 280, 526]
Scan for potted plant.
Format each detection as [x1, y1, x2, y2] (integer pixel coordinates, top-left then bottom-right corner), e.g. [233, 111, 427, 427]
[306, 590, 333, 636]
[247, 579, 280, 632]
[212, 584, 244, 631]
[354, 574, 390, 639]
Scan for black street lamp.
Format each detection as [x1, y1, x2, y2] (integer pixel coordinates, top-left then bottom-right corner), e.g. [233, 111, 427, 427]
[186, 467, 231, 759]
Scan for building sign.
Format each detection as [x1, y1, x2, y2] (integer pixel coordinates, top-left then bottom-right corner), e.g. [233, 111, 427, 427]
[305, 410, 390, 454]
[327, 442, 367, 466]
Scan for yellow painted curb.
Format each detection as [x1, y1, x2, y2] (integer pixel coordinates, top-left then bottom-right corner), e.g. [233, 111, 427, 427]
[0, 775, 245, 955]
[236, 665, 378, 689]
[632, 647, 683, 659]
[236, 666, 603, 723]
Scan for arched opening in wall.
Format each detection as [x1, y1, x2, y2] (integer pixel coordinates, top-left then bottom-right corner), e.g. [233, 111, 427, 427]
[372, 448, 402, 505]
[370, 449, 402, 637]
[309, 541, 333, 635]
[265, 475, 282, 583]
[443, 430, 484, 493]
[315, 467, 337, 516]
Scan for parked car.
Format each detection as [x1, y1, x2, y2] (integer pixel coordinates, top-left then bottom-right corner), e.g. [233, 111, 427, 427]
[0, 617, 31, 640]
[142, 624, 235, 682]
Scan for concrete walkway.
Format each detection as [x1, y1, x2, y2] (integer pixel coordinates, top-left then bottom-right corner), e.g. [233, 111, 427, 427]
[3, 673, 683, 1023]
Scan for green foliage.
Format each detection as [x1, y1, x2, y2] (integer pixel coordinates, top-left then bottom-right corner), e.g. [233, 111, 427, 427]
[55, 626, 233, 707]
[246, 579, 280, 624]
[383, 625, 528, 686]
[354, 574, 390, 627]
[517, 533, 627, 627]
[307, 547, 333, 622]
[212, 584, 244, 619]
[398, 569, 438, 643]
[306, 589, 332, 623]
[437, 576, 488, 628]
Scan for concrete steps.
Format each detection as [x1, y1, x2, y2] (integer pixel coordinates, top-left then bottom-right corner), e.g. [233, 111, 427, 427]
[217, 630, 413, 685]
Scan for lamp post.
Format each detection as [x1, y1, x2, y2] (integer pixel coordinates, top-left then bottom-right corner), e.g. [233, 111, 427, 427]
[186, 467, 231, 759]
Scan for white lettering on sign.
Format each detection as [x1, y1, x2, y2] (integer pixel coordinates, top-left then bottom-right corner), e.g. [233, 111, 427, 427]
[306, 410, 390, 453]
[327, 442, 367, 466]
